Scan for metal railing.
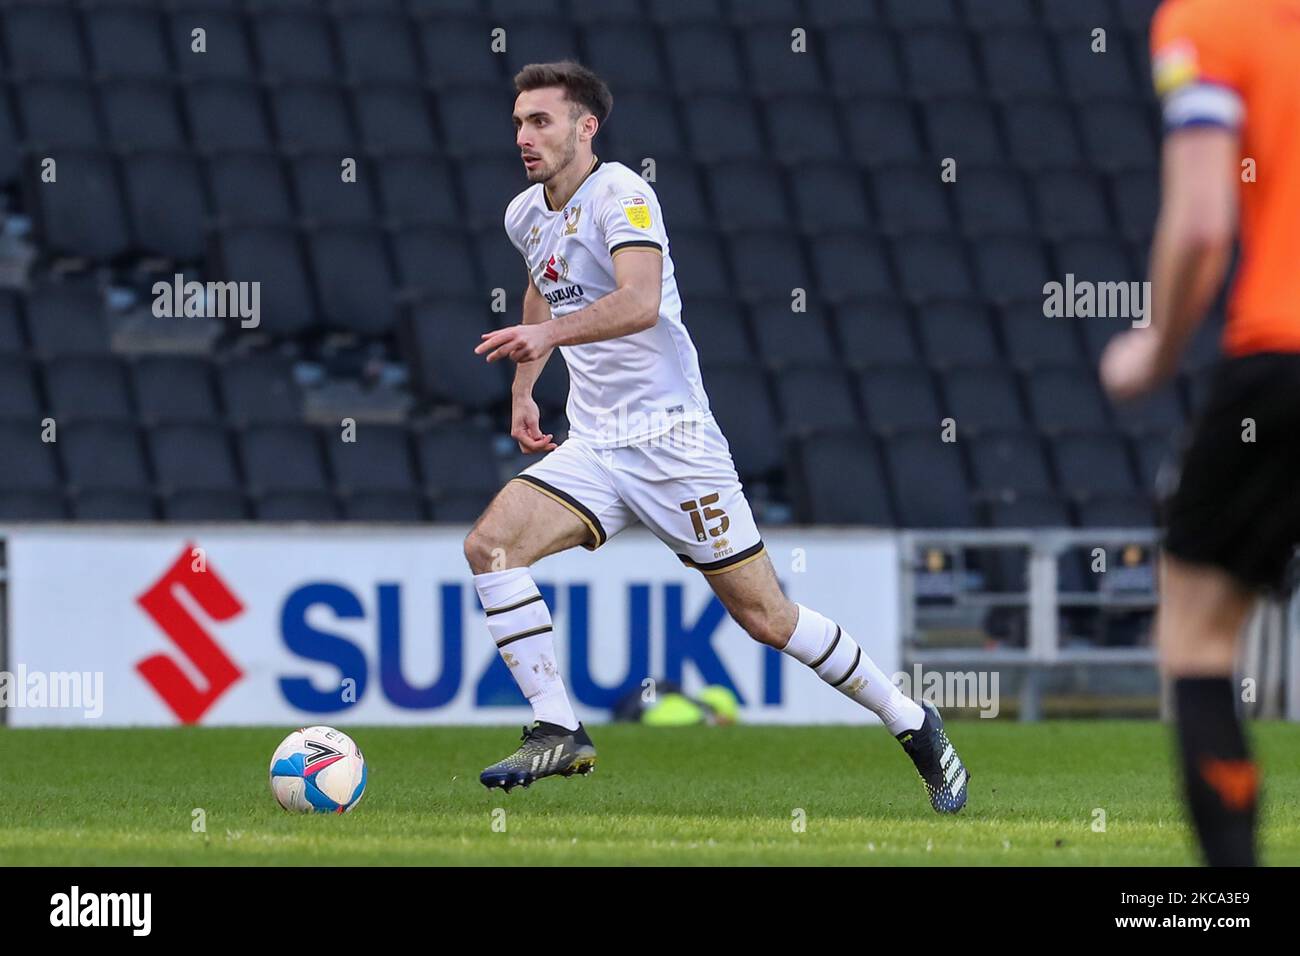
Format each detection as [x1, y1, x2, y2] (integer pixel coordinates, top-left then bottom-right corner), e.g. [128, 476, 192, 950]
[899, 529, 1296, 720]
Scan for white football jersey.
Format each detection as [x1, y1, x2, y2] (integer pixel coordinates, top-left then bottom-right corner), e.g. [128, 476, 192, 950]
[504, 159, 710, 448]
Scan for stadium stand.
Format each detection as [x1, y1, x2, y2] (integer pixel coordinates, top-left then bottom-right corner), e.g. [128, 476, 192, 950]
[0, 0, 1202, 531]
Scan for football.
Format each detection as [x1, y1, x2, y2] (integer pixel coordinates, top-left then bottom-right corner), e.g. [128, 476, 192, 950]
[269, 726, 368, 814]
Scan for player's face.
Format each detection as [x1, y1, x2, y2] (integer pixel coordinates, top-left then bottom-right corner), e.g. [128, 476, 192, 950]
[513, 88, 579, 184]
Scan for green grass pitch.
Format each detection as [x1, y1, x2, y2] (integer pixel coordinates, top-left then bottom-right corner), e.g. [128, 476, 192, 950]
[3, 721, 1300, 865]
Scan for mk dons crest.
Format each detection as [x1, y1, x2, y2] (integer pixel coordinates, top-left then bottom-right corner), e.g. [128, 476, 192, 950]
[562, 204, 582, 236]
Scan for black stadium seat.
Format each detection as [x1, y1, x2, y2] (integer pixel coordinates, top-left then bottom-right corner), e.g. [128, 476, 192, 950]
[44, 357, 133, 423]
[792, 430, 894, 525]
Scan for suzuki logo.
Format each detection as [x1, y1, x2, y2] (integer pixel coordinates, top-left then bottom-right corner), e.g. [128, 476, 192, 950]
[135, 544, 245, 724]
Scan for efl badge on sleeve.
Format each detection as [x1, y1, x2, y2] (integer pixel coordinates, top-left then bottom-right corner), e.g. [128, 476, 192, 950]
[620, 196, 652, 229]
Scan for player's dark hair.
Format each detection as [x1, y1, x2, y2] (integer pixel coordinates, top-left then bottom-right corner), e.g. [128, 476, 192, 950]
[514, 61, 613, 125]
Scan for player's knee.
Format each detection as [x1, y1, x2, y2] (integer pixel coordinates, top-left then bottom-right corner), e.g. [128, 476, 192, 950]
[463, 524, 508, 574]
[731, 601, 791, 648]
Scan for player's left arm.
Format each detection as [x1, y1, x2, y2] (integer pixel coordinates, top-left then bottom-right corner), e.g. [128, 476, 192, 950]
[543, 247, 663, 347]
[1101, 128, 1239, 401]
[477, 248, 662, 363]
[1101, 0, 1244, 402]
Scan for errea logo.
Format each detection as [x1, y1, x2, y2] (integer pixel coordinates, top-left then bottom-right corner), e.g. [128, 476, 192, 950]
[50, 886, 151, 936]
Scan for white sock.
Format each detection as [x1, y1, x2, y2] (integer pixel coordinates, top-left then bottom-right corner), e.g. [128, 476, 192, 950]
[782, 603, 924, 735]
[473, 568, 578, 731]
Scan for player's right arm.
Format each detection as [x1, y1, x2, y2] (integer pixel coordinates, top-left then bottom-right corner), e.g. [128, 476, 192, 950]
[509, 275, 558, 454]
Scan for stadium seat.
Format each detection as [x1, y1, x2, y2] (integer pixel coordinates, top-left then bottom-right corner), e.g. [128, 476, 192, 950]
[967, 430, 1054, 496]
[185, 82, 275, 151]
[59, 423, 152, 494]
[790, 163, 870, 235]
[338, 14, 421, 84]
[208, 153, 295, 227]
[102, 82, 187, 151]
[251, 10, 338, 83]
[699, 363, 781, 479]
[823, 29, 905, 97]
[416, 18, 502, 89]
[5, 3, 86, 78]
[883, 0, 960, 28]
[953, 166, 1034, 237]
[133, 358, 222, 426]
[707, 163, 791, 232]
[998, 302, 1086, 370]
[501, 22, 582, 80]
[775, 364, 859, 433]
[841, 97, 924, 167]
[353, 86, 439, 153]
[834, 300, 920, 368]
[857, 366, 943, 434]
[980, 31, 1061, 100]
[768, 100, 845, 167]
[583, 24, 670, 91]
[1002, 100, 1083, 170]
[902, 29, 981, 100]
[791, 430, 894, 525]
[28, 150, 132, 261]
[943, 365, 1028, 431]
[149, 424, 242, 495]
[254, 491, 339, 521]
[122, 152, 208, 261]
[162, 490, 248, 521]
[271, 85, 355, 153]
[924, 100, 1006, 165]
[218, 354, 303, 427]
[809, 235, 894, 303]
[884, 431, 976, 527]
[24, 280, 111, 359]
[239, 425, 330, 496]
[0, 294, 25, 356]
[73, 490, 155, 521]
[1051, 433, 1139, 498]
[728, 231, 806, 299]
[325, 424, 418, 498]
[214, 226, 317, 337]
[916, 303, 1001, 368]
[1027, 367, 1112, 432]
[683, 96, 764, 164]
[872, 163, 953, 235]
[415, 423, 502, 501]
[44, 357, 133, 423]
[666, 25, 747, 95]
[292, 155, 378, 227]
[374, 157, 463, 229]
[167, 10, 255, 79]
[891, 236, 975, 303]
[680, 300, 752, 365]
[0, 354, 41, 420]
[741, 26, 827, 97]
[751, 303, 836, 368]
[307, 227, 400, 335]
[403, 302, 509, 410]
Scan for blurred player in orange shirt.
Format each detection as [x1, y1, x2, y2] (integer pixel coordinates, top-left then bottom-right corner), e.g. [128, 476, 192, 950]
[1102, 0, 1300, 866]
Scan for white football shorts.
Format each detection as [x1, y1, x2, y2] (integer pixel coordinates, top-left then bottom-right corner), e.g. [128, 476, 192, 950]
[512, 414, 766, 575]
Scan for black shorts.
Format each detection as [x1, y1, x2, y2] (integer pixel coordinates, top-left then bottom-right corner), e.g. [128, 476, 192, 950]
[1162, 352, 1300, 592]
